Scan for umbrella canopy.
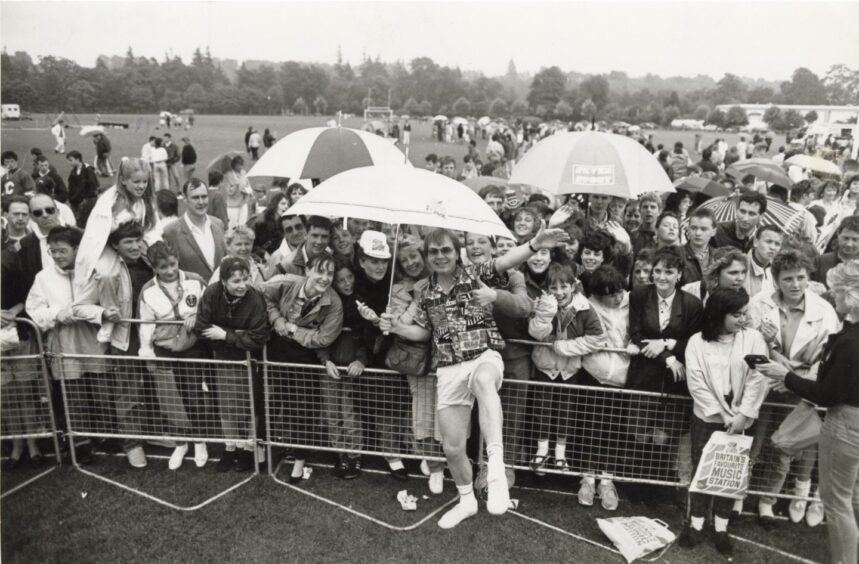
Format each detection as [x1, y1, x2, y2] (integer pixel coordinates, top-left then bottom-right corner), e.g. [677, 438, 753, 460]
[79, 125, 105, 136]
[673, 176, 731, 198]
[509, 131, 675, 198]
[693, 195, 801, 235]
[287, 166, 513, 239]
[207, 151, 246, 175]
[433, 115, 448, 122]
[477, 116, 491, 126]
[461, 176, 510, 193]
[452, 116, 469, 125]
[247, 127, 408, 181]
[726, 158, 793, 187]
[785, 154, 842, 176]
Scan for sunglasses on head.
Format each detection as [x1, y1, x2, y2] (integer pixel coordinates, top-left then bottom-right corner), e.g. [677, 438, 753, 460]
[31, 207, 56, 218]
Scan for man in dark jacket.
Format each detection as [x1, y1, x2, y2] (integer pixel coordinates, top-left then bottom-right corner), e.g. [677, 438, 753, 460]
[163, 133, 181, 192]
[94, 133, 113, 177]
[66, 151, 100, 214]
[813, 216, 859, 287]
[712, 191, 767, 253]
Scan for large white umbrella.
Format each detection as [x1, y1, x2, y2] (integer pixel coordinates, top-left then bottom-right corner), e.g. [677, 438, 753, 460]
[288, 165, 513, 240]
[433, 114, 448, 122]
[247, 127, 408, 181]
[477, 116, 491, 127]
[452, 116, 468, 126]
[509, 131, 675, 198]
[785, 154, 842, 176]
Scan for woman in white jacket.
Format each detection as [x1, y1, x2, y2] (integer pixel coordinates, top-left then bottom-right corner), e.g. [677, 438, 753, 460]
[680, 288, 769, 558]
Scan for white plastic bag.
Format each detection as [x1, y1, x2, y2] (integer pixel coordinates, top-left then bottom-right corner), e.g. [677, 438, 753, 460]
[0, 324, 20, 352]
[597, 516, 676, 563]
[689, 431, 753, 500]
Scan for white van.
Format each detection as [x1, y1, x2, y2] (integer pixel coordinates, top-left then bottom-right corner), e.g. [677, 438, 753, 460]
[1, 104, 21, 120]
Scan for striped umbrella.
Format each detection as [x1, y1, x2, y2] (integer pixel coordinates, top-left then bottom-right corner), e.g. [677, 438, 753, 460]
[247, 127, 409, 181]
[509, 131, 674, 198]
[692, 195, 803, 235]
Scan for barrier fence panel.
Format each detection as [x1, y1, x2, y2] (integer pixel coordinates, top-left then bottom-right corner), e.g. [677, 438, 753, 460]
[56, 319, 259, 511]
[500, 377, 821, 502]
[263, 353, 445, 468]
[1, 318, 61, 499]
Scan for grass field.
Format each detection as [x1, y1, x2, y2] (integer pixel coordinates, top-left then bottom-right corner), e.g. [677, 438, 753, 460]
[1, 446, 828, 563]
[1, 113, 787, 188]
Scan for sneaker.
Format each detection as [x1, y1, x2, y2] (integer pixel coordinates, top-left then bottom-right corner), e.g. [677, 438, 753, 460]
[486, 472, 510, 515]
[555, 458, 570, 472]
[578, 478, 595, 506]
[389, 467, 408, 482]
[678, 524, 703, 548]
[217, 449, 237, 473]
[344, 458, 361, 480]
[806, 499, 824, 528]
[420, 459, 431, 476]
[788, 499, 808, 524]
[127, 446, 147, 468]
[336, 457, 360, 480]
[168, 444, 189, 471]
[713, 531, 733, 557]
[234, 450, 254, 472]
[194, 443, 208, 468]
[598, 480, 619, 511]
[429, 471, 444, 495]
[438, 498, 478, 529]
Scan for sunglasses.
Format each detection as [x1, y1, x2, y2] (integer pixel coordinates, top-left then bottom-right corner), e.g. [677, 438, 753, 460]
[31, 207, 56, 218]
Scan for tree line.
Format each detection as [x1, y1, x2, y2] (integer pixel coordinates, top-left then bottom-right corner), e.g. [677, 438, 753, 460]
[2, 47, 857, 126]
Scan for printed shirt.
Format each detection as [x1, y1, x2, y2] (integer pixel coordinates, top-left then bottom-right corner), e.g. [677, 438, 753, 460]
[412, 259, 507, 368]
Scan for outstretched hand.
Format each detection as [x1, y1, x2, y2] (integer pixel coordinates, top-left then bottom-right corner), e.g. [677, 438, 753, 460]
[531, 219, 570, 251]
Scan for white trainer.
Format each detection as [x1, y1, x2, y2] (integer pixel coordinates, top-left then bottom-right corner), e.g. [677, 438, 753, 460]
[429, 471, 444, 495]
[806, 499, 824, 528]
[788, 499, 808, 524]
[168, 444, 189, 471]
[194, 443, 208, 468]
[578, 478, 596, 506]
[420, 459, 431, 476]
[598, 480, 619, 511]
[438, 498, 478, 529]
[127, 446, 147, 468]
[486, 473, 510, 515]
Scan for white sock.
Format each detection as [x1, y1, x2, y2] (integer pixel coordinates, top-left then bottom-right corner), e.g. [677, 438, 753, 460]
[690, 516, 705, 531]
[714, 516, 729, 533]
[555, 441, 567, 461]
[388, 459, 405, 471]
[732, 499, 744, 513]
[536, 440, 549, 457]
[291, 459, 305, 478]
[486, 442, 504, 481]
[759, 501, 775, 518]
[794, 479, 811, 498]
[224, 443, 236, 452]
[456, 483, 476, 504]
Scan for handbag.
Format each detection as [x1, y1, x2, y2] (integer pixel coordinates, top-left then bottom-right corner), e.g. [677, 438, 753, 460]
[771, 401, 822, 455]
[384, 336, 431, 376]
[152, 279, 198, 353]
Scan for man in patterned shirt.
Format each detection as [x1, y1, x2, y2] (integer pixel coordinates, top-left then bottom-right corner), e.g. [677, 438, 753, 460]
[381, 223, 568, 529]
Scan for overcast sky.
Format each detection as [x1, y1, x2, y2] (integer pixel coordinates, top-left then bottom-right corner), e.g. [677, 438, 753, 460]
[2, 1, 858, 80]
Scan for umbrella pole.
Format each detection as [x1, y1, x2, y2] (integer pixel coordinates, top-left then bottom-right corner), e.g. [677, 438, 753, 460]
[386, 224, 400, 309]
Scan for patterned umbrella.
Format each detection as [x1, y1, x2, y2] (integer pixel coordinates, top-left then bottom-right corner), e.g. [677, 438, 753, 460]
[692, 195, 803, 235]
[247, 127, 408, 181]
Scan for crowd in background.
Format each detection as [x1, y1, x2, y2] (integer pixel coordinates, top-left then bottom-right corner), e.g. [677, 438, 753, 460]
[1, 122, 859, 558]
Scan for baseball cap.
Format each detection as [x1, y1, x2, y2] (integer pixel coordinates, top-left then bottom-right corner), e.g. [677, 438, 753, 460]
[358, 230, 391, 259]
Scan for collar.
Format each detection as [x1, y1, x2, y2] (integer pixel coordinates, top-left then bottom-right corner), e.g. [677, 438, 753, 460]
[183, 213, 210, 234]
[657, 289, 677, 307]
[429, 265, 468, 294]
[732, 221, 754, 241]
[566, 292, 591, 312]
[747, 250, 767, 276]
[773, 292, 805, 314]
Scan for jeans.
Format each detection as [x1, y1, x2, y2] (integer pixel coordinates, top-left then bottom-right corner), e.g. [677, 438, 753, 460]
[818, 405, 859, 564]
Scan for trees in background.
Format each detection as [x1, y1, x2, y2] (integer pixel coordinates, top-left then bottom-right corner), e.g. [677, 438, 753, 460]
[2, 47, 855, 123]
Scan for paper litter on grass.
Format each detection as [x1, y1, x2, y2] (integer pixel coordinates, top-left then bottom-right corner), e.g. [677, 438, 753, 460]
[397, 490, 417, 511]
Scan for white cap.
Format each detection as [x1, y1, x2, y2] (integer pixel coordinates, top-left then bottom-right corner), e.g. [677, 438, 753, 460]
[358, 230, 391, 260]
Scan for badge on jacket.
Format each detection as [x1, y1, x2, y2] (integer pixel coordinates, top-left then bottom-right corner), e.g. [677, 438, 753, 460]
[185, 295, 198, 308]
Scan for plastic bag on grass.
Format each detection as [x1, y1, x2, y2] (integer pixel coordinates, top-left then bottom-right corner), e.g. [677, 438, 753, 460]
[689, 431, 752, 500]
[596, 517, 676, 563]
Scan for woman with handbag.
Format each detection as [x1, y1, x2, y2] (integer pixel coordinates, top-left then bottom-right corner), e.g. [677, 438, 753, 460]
[758, 261, 859, 564]
[680, 288, 769, 558]
[747, 250, 840, 528]
[138, 241, 210, 470]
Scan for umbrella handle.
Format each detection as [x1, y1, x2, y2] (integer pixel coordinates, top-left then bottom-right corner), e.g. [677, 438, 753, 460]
[384, 223, 401, 336]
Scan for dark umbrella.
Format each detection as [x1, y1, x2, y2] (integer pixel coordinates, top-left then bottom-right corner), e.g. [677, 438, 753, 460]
[726, 158, 793, 187]
[673, 176, 731, 198]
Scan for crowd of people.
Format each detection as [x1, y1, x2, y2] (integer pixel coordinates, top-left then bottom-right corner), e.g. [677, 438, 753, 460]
[1, 122, 858, 560]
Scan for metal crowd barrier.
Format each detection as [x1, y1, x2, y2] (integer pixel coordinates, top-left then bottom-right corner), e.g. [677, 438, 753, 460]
[0, 318, 62, 499]
[55, 319, 258, 511]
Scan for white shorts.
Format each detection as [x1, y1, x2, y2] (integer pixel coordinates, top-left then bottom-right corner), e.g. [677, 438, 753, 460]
[436, 349, 504, 410]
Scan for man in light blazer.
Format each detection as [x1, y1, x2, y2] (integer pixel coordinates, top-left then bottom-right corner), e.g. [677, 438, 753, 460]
[162, 178, 226, 281]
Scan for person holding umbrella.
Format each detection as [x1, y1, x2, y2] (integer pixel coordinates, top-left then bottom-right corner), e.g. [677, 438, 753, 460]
[380, 223, 569, 529]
